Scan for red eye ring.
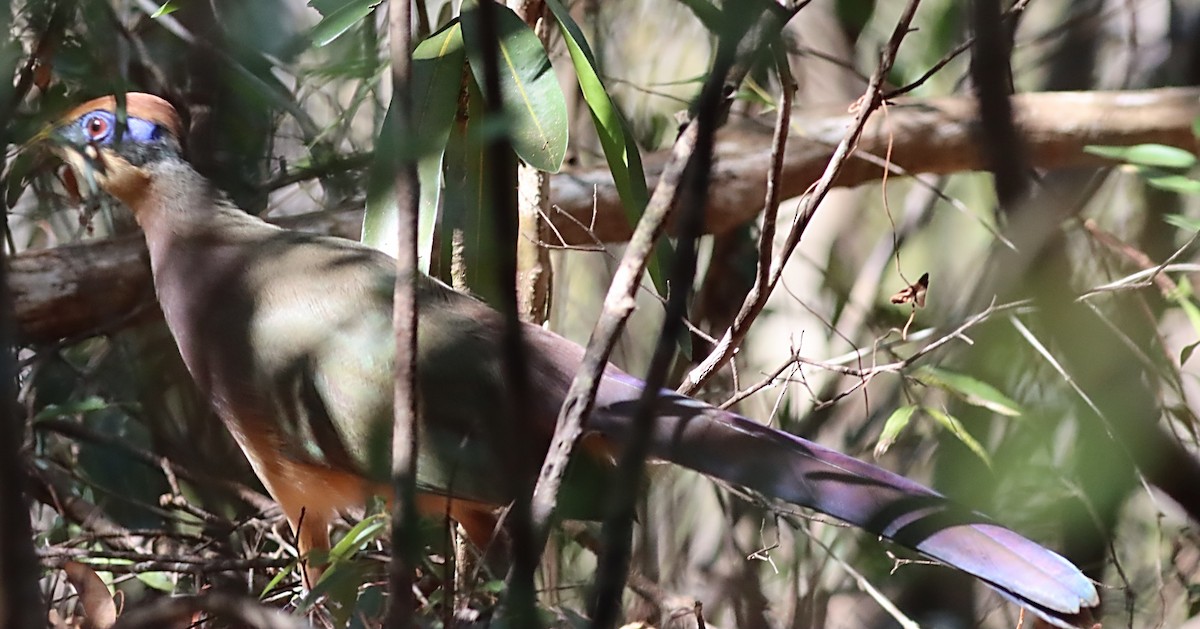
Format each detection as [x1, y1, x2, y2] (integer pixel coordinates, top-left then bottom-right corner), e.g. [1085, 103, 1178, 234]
[85, 116, 108, 140]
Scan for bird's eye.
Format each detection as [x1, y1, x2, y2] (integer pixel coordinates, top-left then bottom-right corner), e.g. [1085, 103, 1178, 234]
[84, 115, 110, 141]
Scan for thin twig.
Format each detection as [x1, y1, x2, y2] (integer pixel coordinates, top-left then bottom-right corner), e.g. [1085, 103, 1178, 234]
[588, 5, 756, 624]
[528, 0, 796, 549]
[682, 0, 924, 395]
[387, 0, 421, 625]
[40, 550, 290, 574]
[679, 41, 796, 395]
[469, 1, 540, 624]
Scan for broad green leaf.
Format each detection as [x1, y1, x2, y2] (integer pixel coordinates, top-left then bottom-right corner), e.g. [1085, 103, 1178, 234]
[309, 0, 382, 47]
[925, 407, 992, 469]
[460, 0, 568, 172]
[362, 21, 465, 266]
[1084, 143, 1198, 169]
[874, 405, 918, 458]
[1193, 114, 1200, 141]
[913, 366, 1022, 417]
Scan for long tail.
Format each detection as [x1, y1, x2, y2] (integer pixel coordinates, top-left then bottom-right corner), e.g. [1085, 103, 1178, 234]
[590, 375, 1100, 628]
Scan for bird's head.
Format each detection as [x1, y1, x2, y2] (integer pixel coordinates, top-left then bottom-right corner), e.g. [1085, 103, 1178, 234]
[48, 93, 185, 206]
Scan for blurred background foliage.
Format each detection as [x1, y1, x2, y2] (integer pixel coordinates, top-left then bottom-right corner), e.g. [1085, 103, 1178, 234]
[4, 0, 1200, 627]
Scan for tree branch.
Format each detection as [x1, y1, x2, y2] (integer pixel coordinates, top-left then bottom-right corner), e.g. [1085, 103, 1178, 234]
[12, 88, 1199, 346]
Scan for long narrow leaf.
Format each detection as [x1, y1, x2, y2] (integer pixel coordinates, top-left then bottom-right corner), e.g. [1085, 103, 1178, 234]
[543, 0, 674, 299]
[309, 0, 383, 47]
[924, 407, 993, 469]
[913, 366, 1023, 417]
[874, 404, 918, 458]
[362, 21, 465, 266]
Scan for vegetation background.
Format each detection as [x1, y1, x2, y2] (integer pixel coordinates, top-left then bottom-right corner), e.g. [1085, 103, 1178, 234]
[1, 0, 1199, 627]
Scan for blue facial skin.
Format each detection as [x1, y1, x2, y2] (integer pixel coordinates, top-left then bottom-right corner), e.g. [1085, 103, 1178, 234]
[72, 111, 164, 145]
[54, 110, 180, 168]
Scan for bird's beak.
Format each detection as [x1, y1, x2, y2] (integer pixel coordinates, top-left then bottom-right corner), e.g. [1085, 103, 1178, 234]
[35, 123, 103, 204]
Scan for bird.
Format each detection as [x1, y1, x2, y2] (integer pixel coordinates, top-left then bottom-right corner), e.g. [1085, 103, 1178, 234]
[49, 93, 1100, 628]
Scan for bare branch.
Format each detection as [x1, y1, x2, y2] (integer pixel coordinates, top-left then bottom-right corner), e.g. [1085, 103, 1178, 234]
[10, 89, 1200, 347]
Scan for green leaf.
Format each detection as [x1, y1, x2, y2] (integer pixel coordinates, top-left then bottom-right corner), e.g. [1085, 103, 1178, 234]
[300, 514, 388, 610]
[362, 21, 465, 266]
[309, 0, 383, 47]
[149, 1, 181, 18]
[258, 557, 301, 598]
[134, 571, 176, 592]
[1169, 278, 1200, 341]
[1084, 143, 1198, 169]
[460, 0, 568, 172]
[544, 0, 646, 211]
[924, 407, 992, 469]
[913, 366, 1022, 417]
[1137, 167, 1200, 195]
[543, 0, 676, 299]
[874, 405, 918, 458]
[328, 513, 388, 564]
[1181, 341, 1200, 366]
[1192, 114, 1200, 141]
[33, 396, 110, 422]
[1165, 213, 1200, 232]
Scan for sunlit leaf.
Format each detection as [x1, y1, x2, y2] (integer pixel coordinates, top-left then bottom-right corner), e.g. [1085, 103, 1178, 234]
[1084, 143, 1197, 169]
[925, 407, 992, 469]
[1165, 213, 1200, 232]
[545, 0, 645, 210]
[461, 0, 568, 172]
[544, 0, 676, 298]
[134, 571, 176, 592]
[913, 366, 1022, 416]
[331, 514, 388, 559]
[309, 0, 382, 47]
[1169, 278, 1200, 341]
[874, 405, 918, 458]
[300, 514, 388, 610]
[363, 21, 465, 266]
[149, 1, 181, 18]
[1137, 167, 1200, 195]
[259, 557, 301, 598]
